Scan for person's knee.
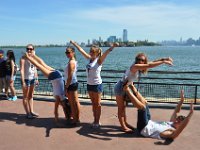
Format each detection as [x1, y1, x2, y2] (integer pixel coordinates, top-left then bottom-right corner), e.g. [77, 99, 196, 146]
[27, 96, 33, 100]
[93, 102, 101, 109]
[138, 103, 146, 110]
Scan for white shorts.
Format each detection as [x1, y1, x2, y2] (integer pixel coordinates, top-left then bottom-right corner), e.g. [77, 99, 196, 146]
[51, 77, 65, 101]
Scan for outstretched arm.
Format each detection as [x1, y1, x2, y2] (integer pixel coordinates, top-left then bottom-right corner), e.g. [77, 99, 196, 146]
[98, 42, 119, 65]
[152, 57, 173, 63]
[170, 90, 184, 122]
[70, 40, 91, 59]
[160, 103, 194, 139]
[132, 59, 173, 72]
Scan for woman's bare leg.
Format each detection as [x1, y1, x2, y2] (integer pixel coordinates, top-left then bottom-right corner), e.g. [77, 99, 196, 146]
[24, 53, 52, 77]
[124, 86, 146, 110]
[116, 95, 133, 132]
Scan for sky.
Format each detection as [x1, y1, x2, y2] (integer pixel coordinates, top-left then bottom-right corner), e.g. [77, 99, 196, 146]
[0, 0, 200, 45]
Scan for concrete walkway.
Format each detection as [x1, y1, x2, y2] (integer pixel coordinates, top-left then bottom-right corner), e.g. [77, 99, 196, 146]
[0, 98, 199, 150]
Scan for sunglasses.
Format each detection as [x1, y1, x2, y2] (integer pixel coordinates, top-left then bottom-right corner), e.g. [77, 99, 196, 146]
[26, 48, 34, 51]
[65, 51, 71, 54]
[137, 58, 145, 62]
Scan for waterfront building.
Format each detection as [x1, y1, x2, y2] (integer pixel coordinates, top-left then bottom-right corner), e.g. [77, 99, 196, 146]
[107, 36, 117, 43]
[88, 39, 90, 45]
[123, 29, 128, 42]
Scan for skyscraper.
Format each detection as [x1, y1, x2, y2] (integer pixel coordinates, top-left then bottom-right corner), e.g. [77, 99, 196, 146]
[123, 29, 128, 42]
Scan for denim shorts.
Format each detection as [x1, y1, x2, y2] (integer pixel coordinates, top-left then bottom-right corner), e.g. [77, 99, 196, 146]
[87, 84, 103, 93]
[67, 82, 78, 91]
[137, 104, 151, 133]
[48, 70, 62, 80]
[114, 80, 126, 96]
[24, 79, 35, 87]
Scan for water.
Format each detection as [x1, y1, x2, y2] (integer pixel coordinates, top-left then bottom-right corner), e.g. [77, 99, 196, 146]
[3, 46, 200, 84]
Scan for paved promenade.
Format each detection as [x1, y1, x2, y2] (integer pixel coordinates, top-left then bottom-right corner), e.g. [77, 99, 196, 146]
[0, 97, 199, 150]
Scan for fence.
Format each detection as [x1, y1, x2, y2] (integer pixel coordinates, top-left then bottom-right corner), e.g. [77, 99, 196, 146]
[13, 70, 200, 104]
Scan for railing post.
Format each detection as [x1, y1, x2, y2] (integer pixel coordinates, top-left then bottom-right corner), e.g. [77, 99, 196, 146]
[194, 85, 198, 104]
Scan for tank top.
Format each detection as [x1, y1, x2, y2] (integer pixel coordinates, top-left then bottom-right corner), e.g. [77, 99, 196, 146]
[64, 60, 78, 85]
[121, 66, 139, 85]
[24, 59, 36, 80]
[5, 59, 16, 76]
[86, 57, 102, 85]
[141, 120, 175, 140]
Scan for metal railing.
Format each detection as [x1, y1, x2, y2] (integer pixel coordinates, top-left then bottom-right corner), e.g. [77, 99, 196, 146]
[13, 70, 200, 104]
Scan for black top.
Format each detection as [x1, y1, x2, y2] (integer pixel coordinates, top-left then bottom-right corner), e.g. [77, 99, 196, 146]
[0, 60, 6, 77]
[5, 59, 16, 76]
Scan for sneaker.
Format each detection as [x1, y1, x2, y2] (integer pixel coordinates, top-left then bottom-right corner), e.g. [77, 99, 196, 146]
[8, 97, 13, 101]
[31, 112, 39, 117]
[91, 123, 101, 129]
[12, 96, 17, 101]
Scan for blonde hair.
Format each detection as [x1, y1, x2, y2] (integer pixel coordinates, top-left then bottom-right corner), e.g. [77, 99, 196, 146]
[90, 45, 102, 57]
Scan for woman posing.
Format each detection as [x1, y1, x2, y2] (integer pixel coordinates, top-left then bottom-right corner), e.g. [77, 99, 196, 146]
[114, 53, 173, 133]
[23, 51, 68, 124]
[20, 44, 39, 119]
[70, 40, 119, 128]
[5, 50, 17, 101]
[124, 86, 193, 140]
[65, 47, 81, 125]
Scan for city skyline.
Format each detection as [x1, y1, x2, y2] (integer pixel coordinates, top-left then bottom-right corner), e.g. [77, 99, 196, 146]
[1, 0, 200, 45]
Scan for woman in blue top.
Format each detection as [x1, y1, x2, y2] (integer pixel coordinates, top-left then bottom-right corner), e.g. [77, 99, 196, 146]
[70, 40, 119, 128]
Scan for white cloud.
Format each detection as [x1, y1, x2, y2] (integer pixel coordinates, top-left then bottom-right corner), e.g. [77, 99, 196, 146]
[78, 3, 200, 40]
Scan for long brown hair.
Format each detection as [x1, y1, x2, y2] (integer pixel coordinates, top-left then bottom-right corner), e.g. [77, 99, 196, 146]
[135, 53, 148, 74]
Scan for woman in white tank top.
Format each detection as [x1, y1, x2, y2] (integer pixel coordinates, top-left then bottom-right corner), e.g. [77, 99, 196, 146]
[20, 44, 39, 119]
[23, 52, 69, 124]
[114, 53, 173, 133]
[70, 40, 119, 128]
[64, 46, 80, 125]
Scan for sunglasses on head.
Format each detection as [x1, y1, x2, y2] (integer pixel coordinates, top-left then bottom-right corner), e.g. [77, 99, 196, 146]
[26, 48, 34, 51]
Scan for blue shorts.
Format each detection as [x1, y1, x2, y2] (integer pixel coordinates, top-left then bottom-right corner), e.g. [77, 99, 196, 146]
[114, 80, 126, 96]
[137, 104, 151, 133]
[24, 79, 35, 87]
[48, 70, 63, 80]
[67, 82, 78, 91]
[87, 84, 103, 93]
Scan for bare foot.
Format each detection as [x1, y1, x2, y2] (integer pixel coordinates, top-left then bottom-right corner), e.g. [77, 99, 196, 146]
[125, 123, 135, 131]
[121, 127, 134, 133]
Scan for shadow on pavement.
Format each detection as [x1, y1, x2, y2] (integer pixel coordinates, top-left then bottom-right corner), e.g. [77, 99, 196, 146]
[0, 112, 75, 137]
[76, 123, 140, 141]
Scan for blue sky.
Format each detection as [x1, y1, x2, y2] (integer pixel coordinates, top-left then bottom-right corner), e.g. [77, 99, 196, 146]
[0, 0, 200, 45]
